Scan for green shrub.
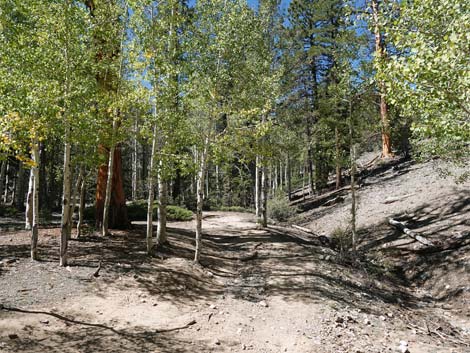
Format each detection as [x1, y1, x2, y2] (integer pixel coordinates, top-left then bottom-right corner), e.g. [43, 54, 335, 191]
[216, 206, 254, 213]
[166, 205, 193, 221]
[0, 205, 18, 217]
[85, 201, 193, 222]
[126, 200, 149, 221]
[331, 226, 352, 253]
[267, 196, 297, 222]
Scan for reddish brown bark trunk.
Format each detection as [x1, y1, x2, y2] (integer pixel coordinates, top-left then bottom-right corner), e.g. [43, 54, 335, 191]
[372, 0, 393, 158]
[95, 145, 128, 229]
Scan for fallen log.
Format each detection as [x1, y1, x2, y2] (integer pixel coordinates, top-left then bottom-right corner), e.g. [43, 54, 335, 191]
[383, 193, 415, 204]
[291, 225, 333, 248]
[292, 224, 315, 234]
[388, 218, 435, 247]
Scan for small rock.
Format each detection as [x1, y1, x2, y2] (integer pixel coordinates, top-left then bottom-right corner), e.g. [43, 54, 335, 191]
[140, 299, 146, 303]
[387, 313, 393, 318]
[241, 344, 247, 350]
[398, 340, 409, 353]
[363, 318, 371, 325]
[152, 302, 158, 306]
[214, 338, 221, 345]
[259, 300, 268, 308]
[237, 328, 242, 335]
[335, 317, 344, 324]
[209, 304, 217, 309]
[8, 334, 18, 340]
[40, 320, 49, 325]
[379, 315, 386, 321]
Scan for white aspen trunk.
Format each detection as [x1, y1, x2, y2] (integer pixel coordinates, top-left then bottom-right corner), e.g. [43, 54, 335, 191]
[0, 160, 6, 205]
[132, 119, 138, 201]
[60, 125, 72, 266]
[215, 164, 220, 204]
[31, 141, 40, 260]
[102, 119, 118, 237]
[156, 164, 168, 246]
[146, 124, 158, 254]
[205, 169, 209, 200]
[255, 155, 260, 217]
[3, 161, 9, 203]
[25, 169, 34, 230]
[194, 137, 209, 263]
[77, 168, 86, 238]
[286, 155, 292, 201]
[274, 164, 278, 192]
[261, 163, 268, 228]
[349, 100, 357, 253]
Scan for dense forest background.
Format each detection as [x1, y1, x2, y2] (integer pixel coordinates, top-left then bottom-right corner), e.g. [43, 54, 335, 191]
[0, 0, 468, 266]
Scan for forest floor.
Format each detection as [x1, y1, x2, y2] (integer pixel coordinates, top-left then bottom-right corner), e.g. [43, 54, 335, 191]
[0, 158, 469, 353]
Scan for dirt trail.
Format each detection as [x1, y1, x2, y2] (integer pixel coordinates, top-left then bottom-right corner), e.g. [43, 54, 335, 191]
[1, 209, 469, 352]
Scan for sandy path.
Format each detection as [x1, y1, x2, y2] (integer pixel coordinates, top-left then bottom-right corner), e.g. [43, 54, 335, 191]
[1, 210, 469, 352]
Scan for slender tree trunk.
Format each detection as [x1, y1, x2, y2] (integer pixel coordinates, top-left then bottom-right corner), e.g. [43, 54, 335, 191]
[372, 0, 393, 158]
[132, 119, 138, 201]
[102, 119, 118, 237]
[39, 143, 48, 210]
[260, 163, 268, 228]
[3, 161, 10, 203]
[156, 167, 168, 246]
[335, 126, 342, 189]
[349, 100, 357, 253]
[31, 141, 40, 260]
[286, 155, 291, 201]
[255, 155, 260, 217]
[0, 160, 7, 205]
[60, 125, 72, 266]
[194, 137, 209, 263]
[77, 167, 86, 238]
[15, 162, 25, 210]
[302, 160, 307, 202]
[215, 164, 220, 205]
[25, 170, 34, 230]
[146, 124, 158, 254]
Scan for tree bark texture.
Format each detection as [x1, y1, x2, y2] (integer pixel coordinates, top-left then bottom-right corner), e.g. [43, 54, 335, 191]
[194, 137, 209, 263]
[60, 127, 72, 266]
[25, 170, 33, 230]
[95, 145, 128, 230]
[371, 0, 393, 158]
[31, 142, 40, 260]
[101, 120, 117, 237]
[0, 160, 6, 205]
[146, 124, 158, 254]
